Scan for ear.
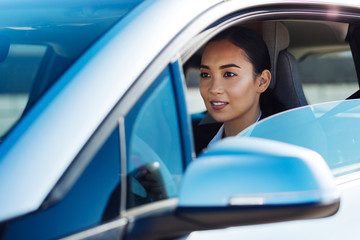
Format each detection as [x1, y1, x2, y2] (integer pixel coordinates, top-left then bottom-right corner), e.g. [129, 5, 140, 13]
[256, 70, 271, 93]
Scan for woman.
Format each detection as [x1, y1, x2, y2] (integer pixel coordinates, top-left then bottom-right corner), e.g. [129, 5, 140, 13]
[199, 26, 271, 146]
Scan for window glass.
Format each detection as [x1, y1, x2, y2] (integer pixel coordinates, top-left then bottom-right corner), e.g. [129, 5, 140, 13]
[3, 126, 121, 239]
[125, 66, 184, 209]
[298, 50, 358, 104]
[240, 99, 360, 177]
[0, 44, 47, 137]
[0, 0, 144, 141]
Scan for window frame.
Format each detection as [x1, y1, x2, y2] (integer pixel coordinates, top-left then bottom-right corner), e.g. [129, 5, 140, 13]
[124, 64, 186, 209]
[175, 4, 360, 186]
[115, 3, 360, 213]
[117, 60, 193, 212]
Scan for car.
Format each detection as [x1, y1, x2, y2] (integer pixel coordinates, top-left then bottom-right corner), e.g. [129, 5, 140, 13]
[0, 0, 359, 239]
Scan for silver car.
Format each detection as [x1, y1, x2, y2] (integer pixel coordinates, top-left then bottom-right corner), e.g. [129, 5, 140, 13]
[0, 0, 359, 239]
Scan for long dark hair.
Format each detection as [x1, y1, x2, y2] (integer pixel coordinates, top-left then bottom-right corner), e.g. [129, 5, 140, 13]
[207, 26, 271, 76]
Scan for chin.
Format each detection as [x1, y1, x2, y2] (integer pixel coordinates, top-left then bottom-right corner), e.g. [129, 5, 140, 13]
[211, 114, 230, 123]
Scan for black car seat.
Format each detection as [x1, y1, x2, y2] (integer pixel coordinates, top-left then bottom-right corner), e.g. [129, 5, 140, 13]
[261, 21, 308, 115]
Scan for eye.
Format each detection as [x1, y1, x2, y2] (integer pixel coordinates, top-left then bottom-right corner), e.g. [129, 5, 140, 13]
[200, 72, 211, 78]
[224, 72, 236, 77]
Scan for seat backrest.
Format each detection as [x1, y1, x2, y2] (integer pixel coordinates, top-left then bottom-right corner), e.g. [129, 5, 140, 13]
[275, 50, 308, 108]
[262, 21, 308, 111]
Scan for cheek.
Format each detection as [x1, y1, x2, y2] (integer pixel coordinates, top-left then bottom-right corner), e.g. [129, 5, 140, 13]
[227, 78, 256, 99]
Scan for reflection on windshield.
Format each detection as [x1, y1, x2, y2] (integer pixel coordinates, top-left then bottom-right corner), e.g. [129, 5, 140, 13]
[240, 100, 360, 177]
[0, 0, 145, 140]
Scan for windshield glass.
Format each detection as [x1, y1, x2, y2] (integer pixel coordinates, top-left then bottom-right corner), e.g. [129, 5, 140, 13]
[240, 99, 360, 177]
[0, 0, 144, 140]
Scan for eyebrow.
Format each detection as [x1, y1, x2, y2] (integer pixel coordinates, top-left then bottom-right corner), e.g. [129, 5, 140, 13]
[199, 65, 209, 69]
[220, 64, 241, 69]
[199, 64, 241, 70]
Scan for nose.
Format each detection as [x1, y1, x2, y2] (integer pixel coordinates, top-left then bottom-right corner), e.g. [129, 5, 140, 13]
[209, 76, 223, 94]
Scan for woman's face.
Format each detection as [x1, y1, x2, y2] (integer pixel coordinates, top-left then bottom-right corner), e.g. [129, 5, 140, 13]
[199, 39, 262, 124]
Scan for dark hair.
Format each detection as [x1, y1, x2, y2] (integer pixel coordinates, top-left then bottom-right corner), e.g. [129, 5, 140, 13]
[207, 26, 271, 75]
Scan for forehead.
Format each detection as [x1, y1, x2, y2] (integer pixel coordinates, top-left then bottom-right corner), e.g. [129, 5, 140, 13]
[201, 39, 250, 65]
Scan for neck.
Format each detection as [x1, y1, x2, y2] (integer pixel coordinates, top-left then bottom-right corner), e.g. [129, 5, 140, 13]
[223, 106, 261, 138]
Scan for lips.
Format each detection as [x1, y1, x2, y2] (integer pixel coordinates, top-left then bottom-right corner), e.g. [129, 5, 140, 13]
[210, 101, 228, 110]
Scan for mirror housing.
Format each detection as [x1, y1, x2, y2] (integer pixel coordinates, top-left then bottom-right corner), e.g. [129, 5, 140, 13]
[178, 137, 340, 227]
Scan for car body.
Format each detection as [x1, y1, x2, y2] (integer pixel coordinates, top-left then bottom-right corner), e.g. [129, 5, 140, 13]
[0, 0, 359, 239]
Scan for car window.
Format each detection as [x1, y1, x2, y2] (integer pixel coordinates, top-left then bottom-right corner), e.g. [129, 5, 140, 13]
[2, 125, 121, 239]
[240, 99, 360, 177]
[0, 0, 144, 141]
[298, 50, 358, 104]
[125, 66, 184, 209]
[0, 44, 47, 137]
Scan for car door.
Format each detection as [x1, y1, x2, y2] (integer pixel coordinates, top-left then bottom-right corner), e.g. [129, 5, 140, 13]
[0, 60, 191, 240]
[1, 124, 123, 239]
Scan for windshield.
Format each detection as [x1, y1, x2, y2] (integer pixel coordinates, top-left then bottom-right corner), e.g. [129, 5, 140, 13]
[240, 99, 360, 177]
[0, 0, 144, 140]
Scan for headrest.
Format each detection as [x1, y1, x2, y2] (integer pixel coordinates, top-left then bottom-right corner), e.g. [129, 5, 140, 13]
[0, 36, 10, 62]
[262, 22, 290, 90]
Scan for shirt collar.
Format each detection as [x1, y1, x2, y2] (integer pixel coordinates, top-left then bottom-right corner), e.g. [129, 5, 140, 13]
[208, 111, 262, 147]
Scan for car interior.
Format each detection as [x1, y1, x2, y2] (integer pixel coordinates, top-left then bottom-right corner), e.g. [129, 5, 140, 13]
[182, 20, 359, 155]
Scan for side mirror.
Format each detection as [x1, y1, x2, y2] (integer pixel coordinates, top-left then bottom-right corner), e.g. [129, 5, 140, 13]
[178, 137, 340, 227]
[125, 137, 340, 240]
